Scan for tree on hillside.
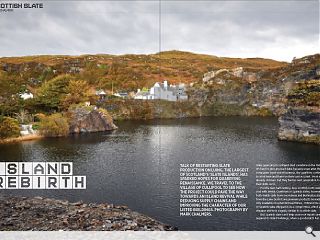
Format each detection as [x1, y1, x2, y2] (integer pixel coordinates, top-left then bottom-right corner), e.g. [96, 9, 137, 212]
[35, 74, 72, 111]
[62, 79, 92, 109]
[14, 109, 33, 124]
[0, 71, 23, 116]
[0, 117, 20, 139]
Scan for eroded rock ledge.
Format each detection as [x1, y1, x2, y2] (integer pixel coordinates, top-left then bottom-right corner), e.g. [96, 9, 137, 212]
[278, 108, 320, 144]
[0, 195, 176, 231]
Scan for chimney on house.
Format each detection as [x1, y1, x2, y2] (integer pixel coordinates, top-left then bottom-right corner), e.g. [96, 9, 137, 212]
[163, 80, 168, 90]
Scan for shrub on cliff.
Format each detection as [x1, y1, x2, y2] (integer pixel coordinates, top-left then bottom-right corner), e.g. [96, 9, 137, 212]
[97, 108, 114, 123]
[287, 80, 320, 107]
[38, 113, 69, 137]
[0, 117, 20, 139]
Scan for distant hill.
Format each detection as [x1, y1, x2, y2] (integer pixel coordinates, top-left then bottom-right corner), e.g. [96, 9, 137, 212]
[0, 50, 288, 91]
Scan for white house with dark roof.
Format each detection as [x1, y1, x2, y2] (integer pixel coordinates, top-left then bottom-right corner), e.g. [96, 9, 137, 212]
[96, 89, 107, 100]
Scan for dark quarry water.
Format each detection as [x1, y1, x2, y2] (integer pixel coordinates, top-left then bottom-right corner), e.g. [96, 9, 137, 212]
[0, 117, 319, 230]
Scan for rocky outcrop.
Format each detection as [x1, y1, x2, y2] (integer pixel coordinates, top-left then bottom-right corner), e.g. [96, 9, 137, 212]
[200, 54, 320, 117]
[69, 107, 117, 134]
[278, 79, 320, 144]
[278, 108, 320, 144]
[0, 195, 176, 231]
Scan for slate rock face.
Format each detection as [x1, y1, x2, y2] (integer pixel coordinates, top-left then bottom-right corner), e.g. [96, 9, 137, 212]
[69, 107, 117, 134]
[278, 108, 320, 144]
[0, 195, 176, 231]
[278, 78, 320, 144]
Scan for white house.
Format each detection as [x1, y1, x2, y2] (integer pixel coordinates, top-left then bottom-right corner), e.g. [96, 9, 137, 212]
[135, 89, 152, 100]
[20, 124, 35, 136]
[135, 81, 188, 101]
[19, 92, 34, 100]
[113, 92, 129, 99]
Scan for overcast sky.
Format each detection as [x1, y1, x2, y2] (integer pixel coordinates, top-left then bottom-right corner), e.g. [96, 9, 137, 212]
[0, 0, 318, 61]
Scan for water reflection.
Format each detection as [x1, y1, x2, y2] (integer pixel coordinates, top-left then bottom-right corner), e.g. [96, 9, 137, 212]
[0, 117, 319, 230]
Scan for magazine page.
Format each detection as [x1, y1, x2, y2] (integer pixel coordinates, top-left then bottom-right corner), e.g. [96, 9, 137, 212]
[0, 0, 319, 239]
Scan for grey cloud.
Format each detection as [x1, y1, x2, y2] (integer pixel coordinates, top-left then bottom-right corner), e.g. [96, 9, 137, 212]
[0, 1, 159, 56]
[161, 1, 319, 60]
[0, 0, 318, 61]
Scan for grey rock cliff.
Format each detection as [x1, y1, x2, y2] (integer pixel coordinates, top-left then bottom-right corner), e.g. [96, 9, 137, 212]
[278, 108, 320, 144]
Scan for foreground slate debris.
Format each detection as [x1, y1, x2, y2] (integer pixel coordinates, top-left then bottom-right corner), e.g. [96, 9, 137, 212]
[0, 195, 177, 231]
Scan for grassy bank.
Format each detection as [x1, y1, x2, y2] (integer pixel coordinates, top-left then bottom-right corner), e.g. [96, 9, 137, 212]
[0, 134, 43, 144]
